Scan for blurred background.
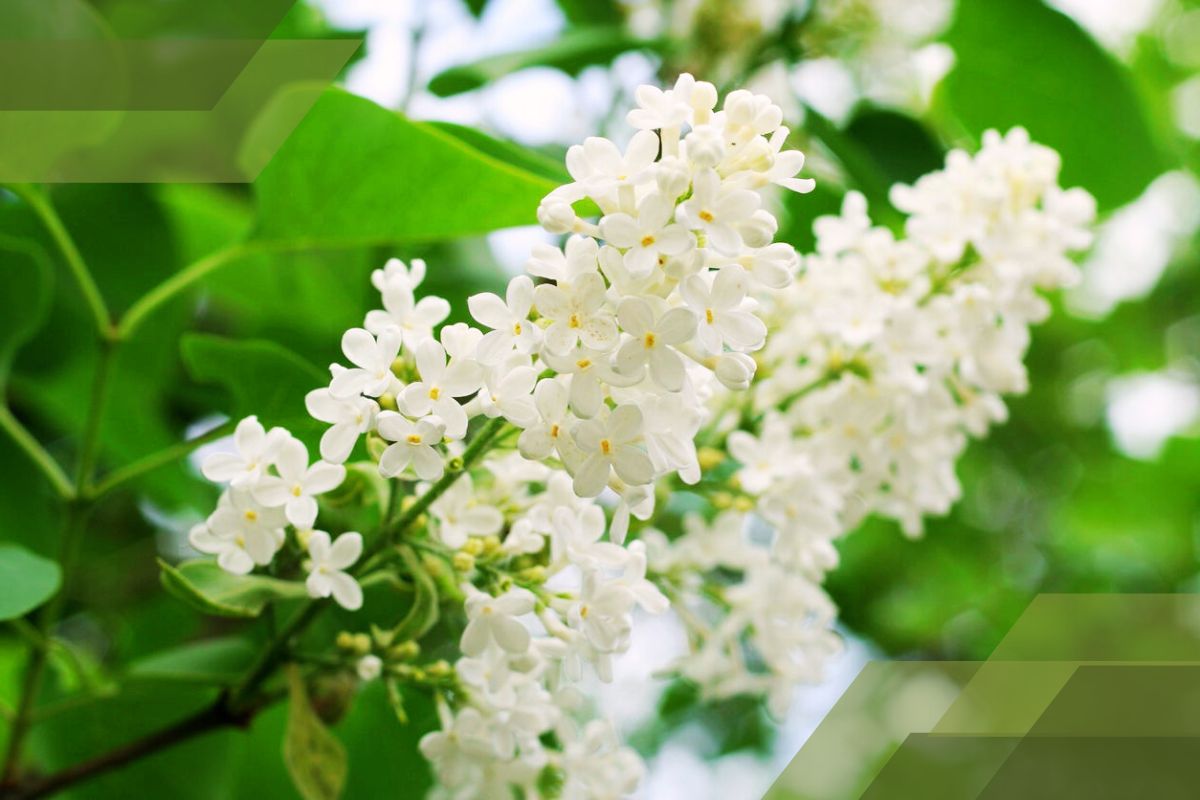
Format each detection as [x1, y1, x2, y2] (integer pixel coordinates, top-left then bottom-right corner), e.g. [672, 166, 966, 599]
[1, 0, 1198, 797]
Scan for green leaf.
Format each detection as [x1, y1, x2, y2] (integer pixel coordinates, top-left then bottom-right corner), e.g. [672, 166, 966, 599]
[941, 0, 1167, 211]
[285, 664, 348, 800]
[158, 559, 308, 619]
[803, 105, 903, 228]
[0, 232, 52, 385]
[180, 332, 325, 433]
[128, 637, 257, 684]
[252, 89, 558, 246]
[426, 121, 569, 184]
[844, 108, 945, 187]
[427, 27, 662, 97]
[0, 543, 61, 620]
[554, 0, 624, 26]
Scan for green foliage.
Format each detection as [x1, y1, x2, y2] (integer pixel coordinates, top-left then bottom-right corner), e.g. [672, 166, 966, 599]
[158, 559, 309, 619]
[284, 665, 348, 800]
[180, 332, 325, 434]
[0, 543, 61, 620]
[128, 637, 258, 685]
[428, 27, 664, 97]
[0, 233, 52, 384]
[941, 0, 1166, 210]
[252, 89, 557, 246]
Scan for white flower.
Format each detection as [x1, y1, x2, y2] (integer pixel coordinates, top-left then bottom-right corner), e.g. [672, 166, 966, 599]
[762, 127, 817, 194]
[461, 587, 537, 656]
[477, 360, 538, 428]
[570, 405, 655, 497]
[399, 338, 482, 439]
[376, 412, 446, 481]
[517, 379, 571, 461]
[599, 194, 694, 276]
[329, 327, 402, 399]
[526, 235, 600, 284]
[195, 490, 286, 574]
[541, 346, 637, 419]
[304, 389, 378, 464]
[614, 298, 697, 391]
[252, 438, 345, 529]
[565, 130, 659, 199]
[468, 275, 539, 364]
[200, 415, 289, 489]
[533, 271, 617, 355]
[304, 530, 363, 610]
[677, 168, 760, 255]
[364, 278, 450, 346]
[681, 266, 767, 353]
[430, 474, 503, 549]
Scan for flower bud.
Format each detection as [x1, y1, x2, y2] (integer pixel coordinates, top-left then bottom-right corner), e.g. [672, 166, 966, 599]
[356, 654, 383, 682]
[697, 446, 725, 471]
[684, 125, 725, 169]
[452, 551, 475, 573]
[715, 351, 757, 390]
[460, 537, 484, 556]
[738, 209, 778, 248]
[378, 392, 398, 411]
[388, 640, 420, 661]
[538, 199, 577, 234]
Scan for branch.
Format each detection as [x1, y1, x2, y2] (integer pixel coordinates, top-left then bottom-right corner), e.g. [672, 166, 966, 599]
[6, 185, 112, 339]
[86, 419, 237, 500]
[2, 694, 275, 800]
[0, 406, 73, 500]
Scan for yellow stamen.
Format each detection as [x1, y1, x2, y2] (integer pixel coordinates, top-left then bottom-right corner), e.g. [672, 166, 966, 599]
[640, 235, 655, 247]
[705, 308, 714, 324]
[568, 314, 581, 329]
[243, 510, 257, 522]
[429, 386, 440, 400]
[643, 332, 656, 348]
[576, 358, 592, 369]
[599, 439, 612, 455]
[406, 434, 423, 445]
[699, 210, 714, 222]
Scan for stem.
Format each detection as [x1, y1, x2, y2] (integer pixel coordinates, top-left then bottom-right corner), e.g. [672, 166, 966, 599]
[362, 417, 510, 567]
[117, 239, 318, 340]
[5, 418, 513, 796]
[0, 405, 73, 500]
[5, 698, 263, 800]
[75, 342, 116, 491]
[6, 185, 112, 339]
[87, 419, 236, 500]
[117, 244, 248, 340]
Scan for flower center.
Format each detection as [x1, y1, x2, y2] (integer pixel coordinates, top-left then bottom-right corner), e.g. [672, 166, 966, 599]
[291, 485, 303, 497]
[640, 235, 655, 247]
[429, 386, 440, 400]
[599, 439, 612, 455]
[512, 322, 523, 335]
[699, 209, 714, 222]
[549, 424, 560, 438]
[643, 332, 656, 348]
[579, 604, 590, 618]
[576, 358, 591, 369]
[568, 313, 581, 329]
[407, 434, 423, 445]
[243, 510, 257, 522]
[705, 308, 715, 324]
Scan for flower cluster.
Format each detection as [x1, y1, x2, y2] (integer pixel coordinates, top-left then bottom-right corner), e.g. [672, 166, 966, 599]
[651, 127, 1096, 712]
[178, 72, 1091, 797]
[188, 416, 363, 609]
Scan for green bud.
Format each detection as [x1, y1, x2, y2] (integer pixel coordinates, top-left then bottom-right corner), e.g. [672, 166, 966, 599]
[452, 552, 476, 573]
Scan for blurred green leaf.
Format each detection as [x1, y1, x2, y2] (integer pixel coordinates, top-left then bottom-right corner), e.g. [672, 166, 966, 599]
[427, 27, 663, 97]
[128, 637, 257, 685]
[0, 232, 52, 385]
[554, 0, 624, 26]
[284, 664, 348, 800]
[159, 558, 308, 619]
[180, 332, 324, 434]
[427, 121, 569, 183]
[941, 0, 1168, 210]
[252, 89, 557, 246]
[845, 108, 946, 186]
[0, 543, 61, 620]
